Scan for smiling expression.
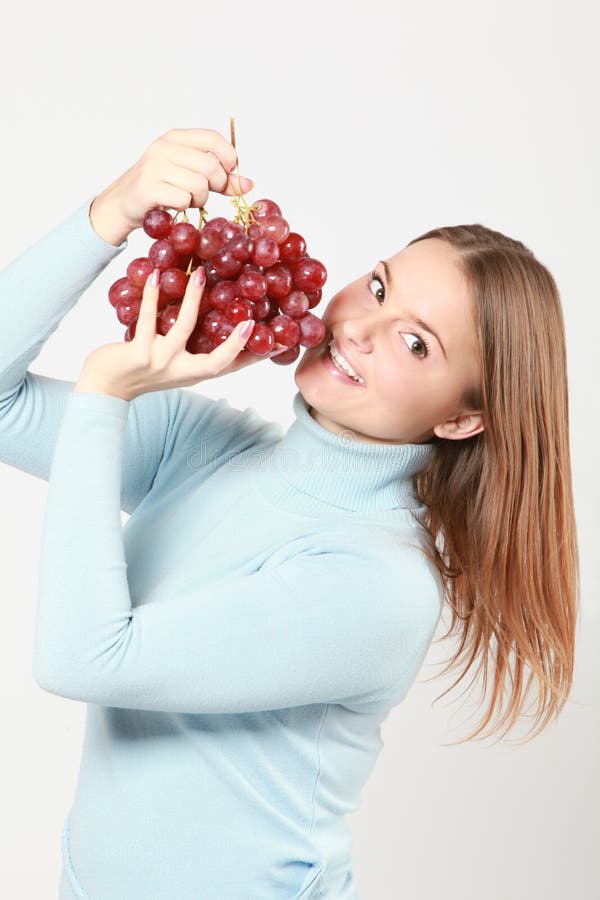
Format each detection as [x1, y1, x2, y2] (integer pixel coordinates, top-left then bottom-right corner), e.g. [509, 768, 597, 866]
[294, 237, 484, 445]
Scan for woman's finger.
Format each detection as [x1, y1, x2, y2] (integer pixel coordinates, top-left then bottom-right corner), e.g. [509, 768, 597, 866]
[163, 145, 233, 196]
[196, 320, 256, 377]
[151, 183, 194, 214]
[135, 269, 161, 346]
[162, 267, 207, 352]
[160, 164, 210, 212]
[160, 130, 253, 199]
[161, 128, 239, 176]
[221, 170, 254, 197]
[161, 161, 252, 211]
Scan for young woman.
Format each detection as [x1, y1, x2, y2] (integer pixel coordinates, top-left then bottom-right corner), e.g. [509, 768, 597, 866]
[0, 127, 579, 899]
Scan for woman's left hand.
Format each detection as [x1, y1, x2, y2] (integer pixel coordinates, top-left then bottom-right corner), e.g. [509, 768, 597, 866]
[75, 267, 286, 401]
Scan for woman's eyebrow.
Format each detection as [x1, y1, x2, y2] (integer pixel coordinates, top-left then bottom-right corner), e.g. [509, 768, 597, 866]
[379, 259, 448, 360]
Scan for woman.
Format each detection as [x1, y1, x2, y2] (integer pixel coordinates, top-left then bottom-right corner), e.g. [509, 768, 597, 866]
[0, 127, 579, 899]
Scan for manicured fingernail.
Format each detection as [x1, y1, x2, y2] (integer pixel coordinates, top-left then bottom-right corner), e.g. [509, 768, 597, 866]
[193, 266, 205, 286]
[239, 320, 254, 339]
[229, 174, 253, 191]
[151, 268, 160, 287]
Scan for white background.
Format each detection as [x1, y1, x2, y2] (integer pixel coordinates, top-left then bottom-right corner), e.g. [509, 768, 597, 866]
[1, 1, 598, 897]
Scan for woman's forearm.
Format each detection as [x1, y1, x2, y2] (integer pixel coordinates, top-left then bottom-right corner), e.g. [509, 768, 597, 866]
[0, 198, 128, 402]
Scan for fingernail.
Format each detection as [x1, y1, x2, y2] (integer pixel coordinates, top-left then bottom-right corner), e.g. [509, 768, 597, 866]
[239, 320, 254, 339]
[193, 266, 206, 286]
[231, 175, 253, 191]
[268, 345, 288, 357]
[151, 268, 160, 287]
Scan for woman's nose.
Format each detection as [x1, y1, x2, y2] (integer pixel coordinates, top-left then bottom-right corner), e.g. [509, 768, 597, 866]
[338, 316, 376, 352]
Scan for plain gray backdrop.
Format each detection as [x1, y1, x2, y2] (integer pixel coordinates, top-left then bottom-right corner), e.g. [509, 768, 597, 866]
[1, 1, 598, 897]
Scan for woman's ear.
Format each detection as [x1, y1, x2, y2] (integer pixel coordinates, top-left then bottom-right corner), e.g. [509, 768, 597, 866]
[433, 411, 485, 441]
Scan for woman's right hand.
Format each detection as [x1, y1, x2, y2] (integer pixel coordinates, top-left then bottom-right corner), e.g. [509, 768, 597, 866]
[89, 128, 255, 246]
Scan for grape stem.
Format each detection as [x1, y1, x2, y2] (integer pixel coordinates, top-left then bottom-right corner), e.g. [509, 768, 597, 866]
[226, 116, 261, 233]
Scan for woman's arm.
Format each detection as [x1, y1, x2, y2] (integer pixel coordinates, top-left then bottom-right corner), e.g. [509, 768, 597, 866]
[32, 390, 442, 713]
[0, 199, 181, 513]
[1, 128, 255, 513]
[0, 197, 127, 403]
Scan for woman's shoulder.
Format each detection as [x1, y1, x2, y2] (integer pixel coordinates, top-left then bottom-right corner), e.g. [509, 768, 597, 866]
[264, 519, 441, 596]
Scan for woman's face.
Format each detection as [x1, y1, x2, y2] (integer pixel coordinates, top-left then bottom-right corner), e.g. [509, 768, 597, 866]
[294, 237, 484, 445]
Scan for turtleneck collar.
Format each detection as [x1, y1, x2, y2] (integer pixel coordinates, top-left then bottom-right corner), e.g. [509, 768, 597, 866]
[250, 391, 434, 515]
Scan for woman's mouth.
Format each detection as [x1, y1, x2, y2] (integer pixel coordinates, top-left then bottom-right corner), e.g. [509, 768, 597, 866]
[320, 339, 366, 387]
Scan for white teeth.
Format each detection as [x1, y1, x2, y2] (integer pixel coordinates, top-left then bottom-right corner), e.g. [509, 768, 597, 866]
[328, 340, 364, 383]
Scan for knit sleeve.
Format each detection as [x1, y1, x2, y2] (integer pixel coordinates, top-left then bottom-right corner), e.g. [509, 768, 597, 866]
[32, 390, 442, 712]
[0, 196, 277, 514]
[0, 195, 127, 400]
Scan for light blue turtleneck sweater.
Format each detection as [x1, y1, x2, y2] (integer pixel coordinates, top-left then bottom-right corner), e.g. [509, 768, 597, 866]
[0, 199, 442, 899]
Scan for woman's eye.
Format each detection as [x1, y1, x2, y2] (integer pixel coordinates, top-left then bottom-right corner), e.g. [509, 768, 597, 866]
[368, 274, 385, 303]
[367, 270, 430, 359]
[401, 333, 428, 359]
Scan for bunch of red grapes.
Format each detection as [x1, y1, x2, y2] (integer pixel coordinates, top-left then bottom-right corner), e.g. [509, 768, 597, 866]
[107, 198, 327, 365]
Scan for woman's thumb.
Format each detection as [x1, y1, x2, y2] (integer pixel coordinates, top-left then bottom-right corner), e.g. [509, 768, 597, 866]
[223, 174, 254, 196]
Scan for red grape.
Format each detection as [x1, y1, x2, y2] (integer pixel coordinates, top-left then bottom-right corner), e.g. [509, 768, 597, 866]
[245, 322, 275, 354]
[124, 320, 137, 341]
[201, 309, 228, 337]
[263, 298, 280, 321]
[252, 297, 271, 320]
[143, 209, 173, 239]
[109, 277, 142, 308]
[228, 233, 254, 261]
[278, 290, 310, 318]
[237, 270, 267, 300]
[157, 290, 173, 311]
[260, 216, 290, 244]
[160, 268, 189, 299]
[269, 314, 300, 348]
[209, 280, 238, 311]
[186, 328, 214, 354]
[127, 257, 154, 288]
[206, 216, 229, 233]
[279, 233, 307, 263]
[298, 313, 326, 348]
[204, 262, 221, 287]
[252, 199, 282, 220]
[265, 264, 293, 299]
[198, 226, 228, 259]
[213, 321, 235, 344]
[306, 289, 322, 309]
[116, 298, 141, 326]
[157, 303, 182, 335]
[290, 257, 327, 292]
[269, 345, 301, 365]
[212, 249, 243, 279]
[111, 197, 328, 365]
[251, 236, 280, 267]
[170, 222, 199, 255]
[220, 221, 244, 242]
[148, 239, 181, 271]
[225, 298, 254, 325]
[240, 261, 263, 274]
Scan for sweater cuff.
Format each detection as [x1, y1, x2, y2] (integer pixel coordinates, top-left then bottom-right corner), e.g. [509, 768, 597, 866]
[66, 388, 131, 420]
[76, 194, 129, 256]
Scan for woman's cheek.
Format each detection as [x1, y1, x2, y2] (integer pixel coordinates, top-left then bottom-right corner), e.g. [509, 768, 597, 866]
[324, 289, 355, 319]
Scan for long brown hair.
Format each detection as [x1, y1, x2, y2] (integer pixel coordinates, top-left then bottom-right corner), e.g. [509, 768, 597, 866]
[406, 224, 580, 745]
